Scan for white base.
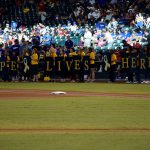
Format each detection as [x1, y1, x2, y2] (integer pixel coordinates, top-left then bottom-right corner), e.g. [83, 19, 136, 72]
[50, 91, 67, 95]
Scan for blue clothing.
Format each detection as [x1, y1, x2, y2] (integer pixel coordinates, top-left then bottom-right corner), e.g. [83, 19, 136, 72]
[65, 50, 70, 57]
[122, 32, 131, 40]
[117, 33, 124, 39]
[11, 21, 17, 29]
[0, 49, 4, 58]
[32, 36, 40, 46]
[56, 49, 61, 56]
[137, 32, 143, 36]
[111, 33, 117, 39]
[0, 30, 3, 35]
[11, 44, 20, 56]
[65, 40, 73, 49]
[97, 33, 105, 39]
[96, 22, 106, 30]
[76, 28, 84, 35]
[3, 34, 9, 43]
[136, 21, 143, 28]
[98, 0, 106, 7]
[43, 34, 52, 45]
[118, 19, 128, 25]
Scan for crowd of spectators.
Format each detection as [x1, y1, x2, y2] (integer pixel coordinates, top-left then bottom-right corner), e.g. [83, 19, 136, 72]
[0, 0, 149, 50]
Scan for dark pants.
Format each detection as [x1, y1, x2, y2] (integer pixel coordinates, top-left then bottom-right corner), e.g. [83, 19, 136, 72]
[71, 69, 76, 81]
[79, 62, 84, 82]
[31, 64, 39, 77]
[127, 69, 133, 82]
[135, 67, 141, 83]
[24, 70, 30, 79]
[109, 64, 116, 82]
[3, 67, 10, 81]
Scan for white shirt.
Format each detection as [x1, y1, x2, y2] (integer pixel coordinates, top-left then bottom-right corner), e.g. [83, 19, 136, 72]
[107, 22, 112, 29]
[0, 36, 3, 44]
[74, 9, 80, 17]
[18, 34, 23, 42]
[112, 21, 118, 28]
[136, 14, 144, 22]
[84, 31, 92, 39]
[70, 25, 77, 32]
[41, 12, 47, 22]
[147, 17, 150, 23]
[110, 0, 117, 4]
[105, 14, 112, 21]
[88, 12, 93, 19]
[89, 0, 95, 5]
[105, 32, 113, 43]
[84, 31, 92, 47]
[4, 27, 10, 34]
[92, 11, 100, 19]
[40, 27, 47, 35]
[22, 34, 29, 41]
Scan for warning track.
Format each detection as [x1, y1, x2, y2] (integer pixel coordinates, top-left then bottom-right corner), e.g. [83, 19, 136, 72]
[0, 89, 150, 99]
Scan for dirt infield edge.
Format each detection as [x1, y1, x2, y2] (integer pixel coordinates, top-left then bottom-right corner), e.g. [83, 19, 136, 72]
[0, 89, 150, 99]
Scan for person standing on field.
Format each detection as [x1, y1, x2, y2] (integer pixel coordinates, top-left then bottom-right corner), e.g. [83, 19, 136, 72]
[88, 47, 95, 82]
[31, 48, 39, 82]
[109, 50, 117, 82]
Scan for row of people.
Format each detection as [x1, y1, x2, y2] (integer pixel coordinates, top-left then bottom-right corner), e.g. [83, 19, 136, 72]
[1, 46, 150, 83]
[0, 45, 95, 82]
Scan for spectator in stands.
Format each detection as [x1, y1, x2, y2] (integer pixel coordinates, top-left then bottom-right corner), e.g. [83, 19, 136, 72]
[84, 28, 92, 47]
[89, 0, 95, 5]
[0, 0, 149, 59]
[11, 39, 20, 57]
[92, 9, 100, 20]
[42, 31, 52, 46]
[65, 36, 74, 50]
[105, 10, 113, 21]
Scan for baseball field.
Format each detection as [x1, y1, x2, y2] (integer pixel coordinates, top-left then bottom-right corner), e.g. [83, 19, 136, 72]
[0, 82, 150, 150]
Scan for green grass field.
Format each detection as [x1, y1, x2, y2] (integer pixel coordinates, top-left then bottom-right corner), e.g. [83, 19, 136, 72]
[0, 83, 150, 150]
